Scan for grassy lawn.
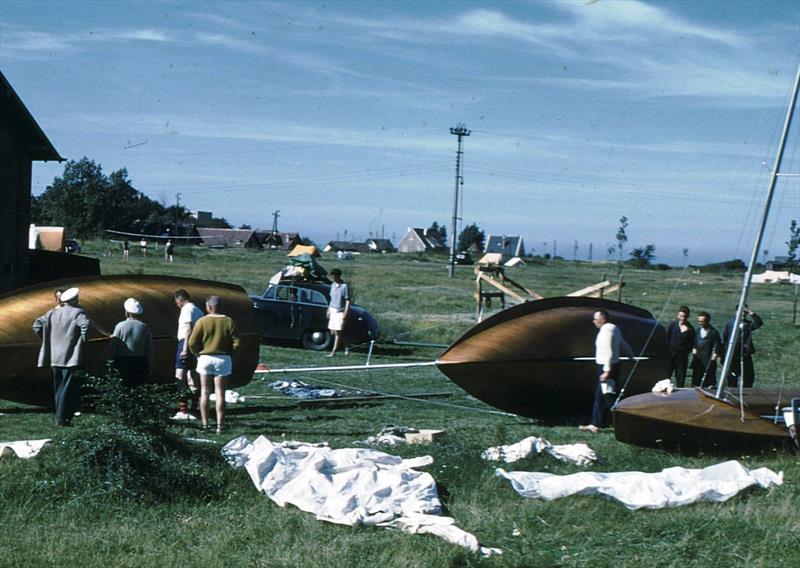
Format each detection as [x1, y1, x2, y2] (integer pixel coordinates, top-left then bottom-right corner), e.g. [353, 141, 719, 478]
[1, 243, 798, 567]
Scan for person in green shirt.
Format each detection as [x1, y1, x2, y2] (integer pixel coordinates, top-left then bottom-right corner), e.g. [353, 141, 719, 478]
[188, 295, 240, 433]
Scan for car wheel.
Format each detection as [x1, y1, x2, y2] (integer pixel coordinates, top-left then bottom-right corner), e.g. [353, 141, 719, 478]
[302, 329, 332, 351]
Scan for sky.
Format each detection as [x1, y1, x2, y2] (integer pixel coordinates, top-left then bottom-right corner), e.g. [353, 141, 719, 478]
[2, 0, 799, 264]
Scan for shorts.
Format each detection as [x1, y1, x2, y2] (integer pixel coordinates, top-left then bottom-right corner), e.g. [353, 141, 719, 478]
[175, 339, 197, 369]
[328, 309, 345, 331]
[196, 354, 232, 377]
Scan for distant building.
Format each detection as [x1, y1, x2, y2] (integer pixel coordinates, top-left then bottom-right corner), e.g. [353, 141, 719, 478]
[397, 228, 447, 253]
[365, 238, 395, 253]
[0, 71, 64, 292]
[323, 240, 359, 253]
[765, 256, 790, 271]
[192, 211, 213, 225]
[259, 231, 300, 250]
[196, 228, 262, 249]
[484, 235, 525, 261]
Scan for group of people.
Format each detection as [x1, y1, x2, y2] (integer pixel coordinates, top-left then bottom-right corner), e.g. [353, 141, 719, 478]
[33, 287, 239, 432]
[583, 304, 764, 433]
[666, 304, 763, 390]
[121, 239, 174, 262]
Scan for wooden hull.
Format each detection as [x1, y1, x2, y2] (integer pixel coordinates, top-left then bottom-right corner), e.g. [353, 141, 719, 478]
[613, 387, 794, 453]
[436, 297, 670, 420]
[0, 275, 260, 407]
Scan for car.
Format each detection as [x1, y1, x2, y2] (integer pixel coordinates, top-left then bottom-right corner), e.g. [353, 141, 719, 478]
[454, 251, 473, 265]
[250, 281, 380, 351]
[65, 239, 81, 253]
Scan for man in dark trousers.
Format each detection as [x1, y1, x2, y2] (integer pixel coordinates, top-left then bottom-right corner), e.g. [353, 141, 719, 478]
[690, 311, 722, 388]
[722, 305, 763, 387]
[667, 305, 695, 388]
[33, 287, 91, 426]
[580, 309, 631, 433]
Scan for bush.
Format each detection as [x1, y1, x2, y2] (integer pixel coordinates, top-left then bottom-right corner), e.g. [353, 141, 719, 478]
[33, 367, 228, 504]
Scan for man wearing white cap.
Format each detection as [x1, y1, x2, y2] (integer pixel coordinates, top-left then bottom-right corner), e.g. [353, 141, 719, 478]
[33, 287, 91, 426]
[110, 298, 154, 387]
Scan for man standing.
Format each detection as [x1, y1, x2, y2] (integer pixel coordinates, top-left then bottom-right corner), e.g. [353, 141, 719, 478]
[188, 296, 240, 433]
[667, 306, 695, 388]
[690, 311, 722, 388]
[33, 287, 91, 426]
[722, 306, 763, 387]
[164, 239, 174, 263]
[326, 268, 350, 357]
[109, 298, 154, 387]
[581, 309, 631, 433]
[174, 289, 204, 414]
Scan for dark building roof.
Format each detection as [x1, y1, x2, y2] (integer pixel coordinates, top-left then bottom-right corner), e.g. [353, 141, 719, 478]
[197, 228, 262, 248]
[0, 71, 63, 161]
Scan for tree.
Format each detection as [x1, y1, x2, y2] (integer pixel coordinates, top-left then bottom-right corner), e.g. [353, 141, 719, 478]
[615, 215, 628, 263]
[628, 244, 656, 268]
[787, 219, 800, 275]
[457, 223, 485, 252]
[427, 221, 447, 244]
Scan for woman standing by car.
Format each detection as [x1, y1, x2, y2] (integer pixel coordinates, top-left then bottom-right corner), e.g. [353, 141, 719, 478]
[326, 268, 350, 357]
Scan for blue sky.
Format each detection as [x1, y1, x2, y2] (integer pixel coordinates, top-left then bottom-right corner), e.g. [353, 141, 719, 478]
[2, 0, 799, 264]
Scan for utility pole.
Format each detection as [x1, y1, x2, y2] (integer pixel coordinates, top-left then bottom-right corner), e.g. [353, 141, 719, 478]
[271, 210, 280, 234]
[448, 124, 470, 277]
[175, 192, 182, 230]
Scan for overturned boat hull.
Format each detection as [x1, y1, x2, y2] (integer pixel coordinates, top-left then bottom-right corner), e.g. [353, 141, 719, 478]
[436, 297, 670, 420]
[0, 275, 260, 407]
[613, 387, 795, 453]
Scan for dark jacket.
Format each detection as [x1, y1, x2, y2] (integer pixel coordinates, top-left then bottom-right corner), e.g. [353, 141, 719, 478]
[692, 325, 722, 366]
[667, 320, 695, 355]
[722, 312, 763, 356]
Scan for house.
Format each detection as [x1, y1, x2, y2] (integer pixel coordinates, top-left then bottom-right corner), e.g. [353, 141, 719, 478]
[365, 238, 395, 253]
[0, 71, 64, 292]
[196, 228, 262, 249]
[259, 231, 301, 250]
[397, 228, 447, 253]
[323, 240, 359, 253]
[484, 235, 525, 261]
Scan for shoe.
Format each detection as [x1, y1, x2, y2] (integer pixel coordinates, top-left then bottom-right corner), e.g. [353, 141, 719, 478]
[326, 353, 335, 358]
[579, 424, 599, 433]
[215, 425, 223, 435]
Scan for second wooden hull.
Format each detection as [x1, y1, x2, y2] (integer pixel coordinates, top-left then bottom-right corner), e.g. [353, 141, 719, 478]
[436, 297, 670, 421]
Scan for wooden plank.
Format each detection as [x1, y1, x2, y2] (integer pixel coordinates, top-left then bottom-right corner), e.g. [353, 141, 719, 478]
[567, 280, 612, 297]
[477, 272, 527, 302]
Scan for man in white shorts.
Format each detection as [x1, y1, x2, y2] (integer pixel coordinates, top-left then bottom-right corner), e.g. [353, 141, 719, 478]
[188, 295, 239, 433]
[327, 268, 350, 357]
[174, 289, 204, 415]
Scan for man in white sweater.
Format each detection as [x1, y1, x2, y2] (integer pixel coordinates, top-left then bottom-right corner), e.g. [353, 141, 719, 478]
[581, 309, 631, 432]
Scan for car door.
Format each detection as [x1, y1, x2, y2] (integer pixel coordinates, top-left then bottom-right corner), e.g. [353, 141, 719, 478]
[253, 285, 296, 340]
[297, 288, 329, 332]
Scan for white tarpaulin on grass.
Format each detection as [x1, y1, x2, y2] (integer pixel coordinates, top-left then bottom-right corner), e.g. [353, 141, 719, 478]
[0, 439, 50, 459]
[496, 460, 782, 510]
[481, 436, 597, 466]
[222, 435, 500, 556]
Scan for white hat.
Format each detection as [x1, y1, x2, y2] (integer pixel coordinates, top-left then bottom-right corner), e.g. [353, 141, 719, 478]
[124, 297, 143, 315]
[60, 287, 79, 303]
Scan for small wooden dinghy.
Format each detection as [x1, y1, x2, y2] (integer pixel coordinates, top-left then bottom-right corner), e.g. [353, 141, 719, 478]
[0, 275, 260, 407]
[613, 387, 796, 453]
[436, 297, 670, 420]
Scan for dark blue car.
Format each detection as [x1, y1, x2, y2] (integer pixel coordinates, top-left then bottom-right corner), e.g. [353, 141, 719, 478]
[250, 281, 380, 350]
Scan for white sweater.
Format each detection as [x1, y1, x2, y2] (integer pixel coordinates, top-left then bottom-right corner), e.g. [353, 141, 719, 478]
[595, 322, 625, 372]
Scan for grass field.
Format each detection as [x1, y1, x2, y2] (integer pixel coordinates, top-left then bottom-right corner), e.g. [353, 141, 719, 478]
[1, 243, 799, 567]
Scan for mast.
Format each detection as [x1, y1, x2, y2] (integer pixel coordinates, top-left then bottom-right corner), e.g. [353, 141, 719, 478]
[716, 65, 800, 399]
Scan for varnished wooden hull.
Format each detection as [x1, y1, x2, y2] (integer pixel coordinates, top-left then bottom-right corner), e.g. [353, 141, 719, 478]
[0, 275, 260, 407]
[613, 387, 794, 453]
[436, 297, 670, 420]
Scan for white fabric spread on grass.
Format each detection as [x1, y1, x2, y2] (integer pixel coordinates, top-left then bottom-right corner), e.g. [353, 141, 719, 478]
[0, 439, 50, 459]
[497, 460, 783, 510]
[481, 436, 597, 466]
[222, 435, 500, 556]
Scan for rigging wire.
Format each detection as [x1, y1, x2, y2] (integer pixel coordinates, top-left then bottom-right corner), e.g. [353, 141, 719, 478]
[613, 261, 691, 404]
[264, 371, 517, 418]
